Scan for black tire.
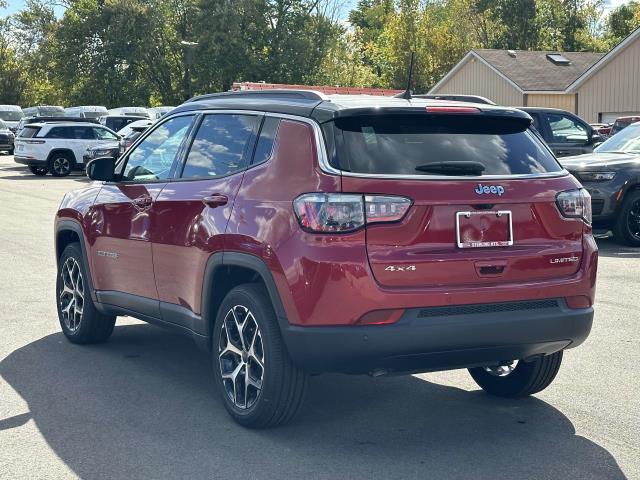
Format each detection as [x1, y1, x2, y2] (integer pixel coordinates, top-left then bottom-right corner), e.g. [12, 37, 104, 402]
[468, 351, 563, 398]
[613, 190, 640, 247]
[56, 243, 116, 344]
[49, 152, 74, 177]
[212, 283, 308, 428]
[28, 165, 48, 176]
[8, 148, 14, 155]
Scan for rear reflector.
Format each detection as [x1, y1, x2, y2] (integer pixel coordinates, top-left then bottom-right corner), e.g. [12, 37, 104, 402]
[425, 106, 480, 114]
[357, 309, 404, 325]
[565, 296, 592, 309]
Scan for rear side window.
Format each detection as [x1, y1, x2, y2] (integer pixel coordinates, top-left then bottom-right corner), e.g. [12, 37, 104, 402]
[181, 114, 258, 178]
[329, 114, 562, 176]
[45, 127, 68, 139]
[45, 126, 95, 139]
[252, 117, 280, 165]
[19, 126, 40, 138]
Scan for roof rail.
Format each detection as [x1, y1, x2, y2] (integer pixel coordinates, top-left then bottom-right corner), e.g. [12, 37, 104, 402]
[23, 116, 101, 124]
[186, 89, 328, 103]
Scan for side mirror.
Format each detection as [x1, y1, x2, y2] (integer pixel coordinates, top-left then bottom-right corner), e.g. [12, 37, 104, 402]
[86, 156, 116, 182]
[590, 130, 604, 145]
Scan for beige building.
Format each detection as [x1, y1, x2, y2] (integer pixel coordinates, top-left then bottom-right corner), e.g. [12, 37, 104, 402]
[429, 27, 640, 123]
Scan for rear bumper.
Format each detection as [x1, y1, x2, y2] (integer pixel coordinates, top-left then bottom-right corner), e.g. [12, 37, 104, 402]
[14, 156, 47, 166]
[282, 299, 593, 374]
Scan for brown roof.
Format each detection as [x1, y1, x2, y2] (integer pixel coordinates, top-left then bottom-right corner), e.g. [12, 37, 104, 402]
[473, 49, 605, 91]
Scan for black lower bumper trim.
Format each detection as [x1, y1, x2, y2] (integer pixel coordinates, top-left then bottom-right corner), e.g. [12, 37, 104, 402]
[282, 300, 593, 374]
[14, 156, 47, 167]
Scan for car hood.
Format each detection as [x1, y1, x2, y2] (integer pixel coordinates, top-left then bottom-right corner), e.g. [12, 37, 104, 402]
[560, 152, 640, 170]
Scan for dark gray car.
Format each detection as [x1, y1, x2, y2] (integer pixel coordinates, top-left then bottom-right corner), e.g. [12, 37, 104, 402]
[561, 122, 640, 246]
[520, 107, 604, 157]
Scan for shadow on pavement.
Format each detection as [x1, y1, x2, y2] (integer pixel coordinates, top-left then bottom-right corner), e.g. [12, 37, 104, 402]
[0, 163, 89, 182]
[0, 324, 625, 479]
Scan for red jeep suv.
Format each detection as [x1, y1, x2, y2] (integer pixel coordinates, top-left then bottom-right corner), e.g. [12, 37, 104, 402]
[55, 91, 597, 428]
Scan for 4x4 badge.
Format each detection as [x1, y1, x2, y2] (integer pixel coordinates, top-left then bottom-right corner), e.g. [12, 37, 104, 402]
[475, 184, 505, 196]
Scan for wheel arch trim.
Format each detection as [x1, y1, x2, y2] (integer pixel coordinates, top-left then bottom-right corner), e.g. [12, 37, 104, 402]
[55, 219, 98, 302]
[201, 252, 289, 345]
[47, 148, 77, 167]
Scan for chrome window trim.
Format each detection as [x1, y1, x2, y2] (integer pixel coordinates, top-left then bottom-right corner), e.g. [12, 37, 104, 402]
[164, 109, 571, 181]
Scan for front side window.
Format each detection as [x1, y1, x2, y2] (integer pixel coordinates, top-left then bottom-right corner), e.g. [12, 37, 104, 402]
[544, 113, 588, 144]
[121, 115, 193, 182]
[181, 114, 258, 178]
[94, 127, 118, 140]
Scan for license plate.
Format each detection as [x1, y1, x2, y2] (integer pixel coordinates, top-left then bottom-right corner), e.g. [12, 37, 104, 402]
[456, 210, 513, 248]
[17, 144, 24, 151]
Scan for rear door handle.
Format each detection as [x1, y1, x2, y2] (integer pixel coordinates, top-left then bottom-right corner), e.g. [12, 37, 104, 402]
[202, 194, 228, 208]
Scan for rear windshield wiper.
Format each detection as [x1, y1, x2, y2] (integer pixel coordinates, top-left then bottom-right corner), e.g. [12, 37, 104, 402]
[415, 161, 485, 176]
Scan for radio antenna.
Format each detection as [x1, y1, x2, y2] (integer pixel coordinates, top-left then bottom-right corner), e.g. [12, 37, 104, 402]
[396, 52, 415, 100]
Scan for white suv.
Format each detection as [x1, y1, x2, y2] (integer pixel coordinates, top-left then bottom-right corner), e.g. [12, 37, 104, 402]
[14, 122, 119, 176]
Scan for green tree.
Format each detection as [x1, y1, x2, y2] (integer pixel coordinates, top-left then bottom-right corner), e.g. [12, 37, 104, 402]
[476, 0, 539, 49]
[605, 0, 640, 45]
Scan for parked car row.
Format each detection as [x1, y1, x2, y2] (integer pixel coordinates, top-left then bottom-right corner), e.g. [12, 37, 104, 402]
[0, 104, 174, 137]
[13, 118, 153, 176]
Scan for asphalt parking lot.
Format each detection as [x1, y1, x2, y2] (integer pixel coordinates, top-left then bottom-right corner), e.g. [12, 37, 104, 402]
[0, 155, 638, 480]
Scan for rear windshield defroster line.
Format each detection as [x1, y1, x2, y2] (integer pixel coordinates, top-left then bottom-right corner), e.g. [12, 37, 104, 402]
[327, 114, 562, 176]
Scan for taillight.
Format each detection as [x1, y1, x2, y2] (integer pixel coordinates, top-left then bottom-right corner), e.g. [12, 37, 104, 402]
[293, 194, 411, 233]
[364, 195, 412, 222]
[294, 194, 364, 233]
[556, 188, 592, 224]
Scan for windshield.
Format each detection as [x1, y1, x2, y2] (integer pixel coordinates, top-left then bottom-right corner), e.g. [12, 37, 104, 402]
[595, 123, 640, 154]
[0, 119, 7, 129]
[328, 114, 562, 176]
[0, 111, 23, 121]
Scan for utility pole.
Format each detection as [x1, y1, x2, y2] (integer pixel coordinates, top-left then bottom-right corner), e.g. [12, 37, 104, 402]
[180, 40, 199, 101]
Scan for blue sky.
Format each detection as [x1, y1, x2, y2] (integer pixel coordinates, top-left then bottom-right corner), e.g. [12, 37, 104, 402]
[0, 0, 635, 20]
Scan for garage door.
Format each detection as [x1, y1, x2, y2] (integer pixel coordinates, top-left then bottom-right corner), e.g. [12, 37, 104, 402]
[600, 112, 640, 123]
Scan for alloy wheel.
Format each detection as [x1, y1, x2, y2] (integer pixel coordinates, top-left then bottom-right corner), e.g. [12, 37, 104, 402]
[484, 360, 518, 377]
[627, 198, 640, 241]
[52, 156, 71, 176]
[218, 305, 265, 409]
[59, 257, 84, 332]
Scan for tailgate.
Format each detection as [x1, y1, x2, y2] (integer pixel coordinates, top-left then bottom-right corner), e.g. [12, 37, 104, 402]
[346, 177, 584, 288]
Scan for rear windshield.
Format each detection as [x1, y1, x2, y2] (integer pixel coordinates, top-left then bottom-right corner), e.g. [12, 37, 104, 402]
[327, 114, 562, 176]
[19, 126, 41, 138]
